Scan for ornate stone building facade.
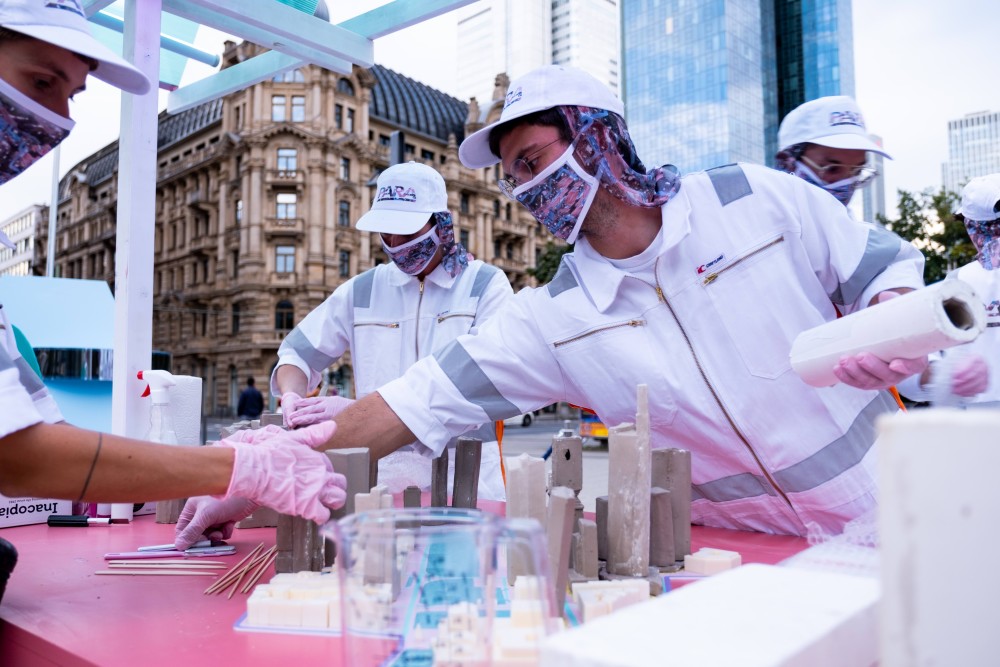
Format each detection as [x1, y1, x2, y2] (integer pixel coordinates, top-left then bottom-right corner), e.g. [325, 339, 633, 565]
[34, 42, 549, 416]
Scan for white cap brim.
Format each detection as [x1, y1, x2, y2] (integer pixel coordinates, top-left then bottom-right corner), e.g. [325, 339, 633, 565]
[809, 133, 892, 159]
[356, 209, 432, 235]
[460, 101, 561, 169]
[12, 23, 150, 95]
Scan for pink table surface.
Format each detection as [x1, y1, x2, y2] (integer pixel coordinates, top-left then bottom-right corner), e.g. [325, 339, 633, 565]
[0, 510, 808, 666]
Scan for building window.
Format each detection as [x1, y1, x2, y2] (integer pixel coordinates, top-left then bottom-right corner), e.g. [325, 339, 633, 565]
[271, 95, 286, 122]
[235, 199, 243, 226]
[272, 68, 304, 83]
[346, 108, 355, 133]
[340, 157, 351, 181]
[276, 192, 297, 219]
[421, 149, 434, 162]
[337, 78, 355, 96]
[378, 134, 391, 146]
[460, 193, 470, 214]
[334, 104, 343, 129]
[276, 148, 297, 174]
[275, 300, 294, 330]
[506, 242, 514, 260]
[231, 249, 239, 279]
[459, 229, 470, 248]
[276, 245, 296, 273]
[232, 303, 240, 333]
[291, 95, 305, 122]
[339, 249, 351, 277]
[505, 203, 511, 220]
[493, 240, 501, 258]
[493, 200, 500, 216]
[338, 200, 351, 227]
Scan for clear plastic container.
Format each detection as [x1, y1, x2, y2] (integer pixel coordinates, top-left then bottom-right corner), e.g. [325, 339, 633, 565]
[323, 508, 559, 666]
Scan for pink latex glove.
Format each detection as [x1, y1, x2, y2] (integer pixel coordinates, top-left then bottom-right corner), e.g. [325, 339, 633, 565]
[174, 496, 257, 550]
[833, 290, 930, 390]
[283, 396, 355, 429]
[950, 354, 990, 397]
[173, 422, 346, 550]
[280, 392, 304, 429]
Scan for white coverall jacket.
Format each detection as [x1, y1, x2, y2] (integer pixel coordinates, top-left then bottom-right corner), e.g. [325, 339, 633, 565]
[0, 305, 63, 438]
[898, 261, 1000, 407]
[271, 259, 513, 500]
[378, 164, 925, 536]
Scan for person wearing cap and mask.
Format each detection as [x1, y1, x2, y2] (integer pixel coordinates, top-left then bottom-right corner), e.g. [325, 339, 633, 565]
[265, 161, 512, 501]
[774, 96, 886, 208]
[0, 0, 348, 586]
[897, 174, 998, 406]
[180, 65, 929, 538]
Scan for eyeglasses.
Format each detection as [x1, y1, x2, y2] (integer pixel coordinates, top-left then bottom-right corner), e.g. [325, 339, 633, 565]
[799, 154, 877, 185]
[497, 137, 565, 199]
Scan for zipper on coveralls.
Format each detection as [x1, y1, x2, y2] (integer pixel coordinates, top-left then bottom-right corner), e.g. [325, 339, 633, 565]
[415, 280, 425, 358]
[552, 320, 646, 348]
[702, 237, 785, 285]
[633, 256, 795, 510]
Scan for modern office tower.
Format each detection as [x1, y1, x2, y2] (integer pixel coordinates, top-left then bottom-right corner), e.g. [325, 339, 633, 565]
[942, 110, 1000, 195]
[455, 0, 619, 105]
[621, 0, 854, 174]
[0, 205, 43, 277]
[862, 134, 887, 223]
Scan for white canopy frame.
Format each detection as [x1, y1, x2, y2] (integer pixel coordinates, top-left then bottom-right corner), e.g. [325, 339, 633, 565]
[76, 0, 474, 439]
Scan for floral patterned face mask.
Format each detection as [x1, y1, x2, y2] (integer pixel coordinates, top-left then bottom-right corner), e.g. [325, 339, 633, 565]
[511, 142, 600, 244]
[965, 218, 1000, 270]
[0, 77, 74, 185]
[382, 226, 441, 275]
[792, 160, 859, 206]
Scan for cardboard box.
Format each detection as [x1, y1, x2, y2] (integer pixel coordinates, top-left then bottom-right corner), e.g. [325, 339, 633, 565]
[0, 494, 72, 528]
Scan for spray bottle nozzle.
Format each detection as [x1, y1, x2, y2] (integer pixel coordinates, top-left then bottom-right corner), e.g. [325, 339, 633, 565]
[137, 370, 176, 404]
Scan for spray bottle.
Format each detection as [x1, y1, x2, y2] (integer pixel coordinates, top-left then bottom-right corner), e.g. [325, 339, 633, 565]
[138, 370, 184, 523]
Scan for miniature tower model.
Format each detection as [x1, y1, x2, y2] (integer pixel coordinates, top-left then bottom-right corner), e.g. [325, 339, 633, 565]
[607, 385, 652, 577]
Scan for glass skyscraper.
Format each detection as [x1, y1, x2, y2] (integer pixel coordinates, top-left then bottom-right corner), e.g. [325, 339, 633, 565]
[621, 0, 854, 175]
[942, 110, 1000, 195]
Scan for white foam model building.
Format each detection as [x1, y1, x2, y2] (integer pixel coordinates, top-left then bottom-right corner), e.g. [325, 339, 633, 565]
[683, 547, 741, 575]
[432, 602, 489, 666]
[245, 571, 342, 630]
[570, 579, 649, 624]
[540, 564, 879, 667]
[790, 280, 984, 387]
[492, 575, 563, 666]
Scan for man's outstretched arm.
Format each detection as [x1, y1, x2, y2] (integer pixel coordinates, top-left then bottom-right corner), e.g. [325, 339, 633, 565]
[319, 391, 416, 461]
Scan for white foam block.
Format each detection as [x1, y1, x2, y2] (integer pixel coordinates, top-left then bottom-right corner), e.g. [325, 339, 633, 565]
[540, 564, 878, 667]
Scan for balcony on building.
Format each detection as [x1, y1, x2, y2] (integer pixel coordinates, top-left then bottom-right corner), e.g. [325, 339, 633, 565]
[265, 169, 305, 188]
[264, 216, 305, 237]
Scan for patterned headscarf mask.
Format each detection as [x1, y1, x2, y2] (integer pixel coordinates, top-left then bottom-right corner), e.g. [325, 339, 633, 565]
[965, 218, 1000, 270]
[560, 106, 681, 209]
[433, 211, 472, 277]
[776, 144, 865, 207]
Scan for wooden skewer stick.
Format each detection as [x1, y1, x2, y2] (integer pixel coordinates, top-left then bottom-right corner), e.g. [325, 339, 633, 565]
[204, 543, 265, 595]
[107, 562, 226, 569]
[96, 570, 217, 576]
[241, 548, 278, 594]
[111, 559, 227, 566]
[231, 546, 277, 599]
[216, 544, 270, 598]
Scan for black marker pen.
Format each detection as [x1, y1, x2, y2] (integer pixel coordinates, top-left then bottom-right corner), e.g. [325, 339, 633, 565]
[47, 514, 112, 527]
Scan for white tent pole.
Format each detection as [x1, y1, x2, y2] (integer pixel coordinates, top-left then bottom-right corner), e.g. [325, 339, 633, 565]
[111, 0, 162, 442]
[45, 145, 60, 278]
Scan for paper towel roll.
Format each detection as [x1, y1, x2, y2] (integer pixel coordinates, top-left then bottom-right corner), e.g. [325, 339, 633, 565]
[790, 280, 985, 387]
[167, 375, 203, 445]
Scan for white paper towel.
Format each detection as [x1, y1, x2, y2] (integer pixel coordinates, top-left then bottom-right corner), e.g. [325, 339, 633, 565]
[136, 374, 203, 445]
[789, 280, 985, 387]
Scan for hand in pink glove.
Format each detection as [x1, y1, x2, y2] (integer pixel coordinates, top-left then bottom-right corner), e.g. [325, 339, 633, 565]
[173, 422, 346, 550]
[834, 290, 930, 391]
[283, 396, 355, 429]
[280, 392, 304, 429]
[950, 354, 989, 397]
[174, 496, 257, 550]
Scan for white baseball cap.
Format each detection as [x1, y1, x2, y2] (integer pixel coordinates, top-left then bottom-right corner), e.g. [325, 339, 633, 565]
[459, 64, 625, 169]
[959, 173, 1000, 222]
[0, 0, 150, 95]
[357, 161, 448, 235]
[778, 95, 891, 158]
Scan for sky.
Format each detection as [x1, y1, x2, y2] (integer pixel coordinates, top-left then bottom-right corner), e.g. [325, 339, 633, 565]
[0, 0, 998, 224]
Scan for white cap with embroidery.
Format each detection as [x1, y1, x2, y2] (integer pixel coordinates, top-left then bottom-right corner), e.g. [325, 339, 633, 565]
[356, 161, 449, 235]
[778, 95, 890, 158]
[959, 173, 1000, 222]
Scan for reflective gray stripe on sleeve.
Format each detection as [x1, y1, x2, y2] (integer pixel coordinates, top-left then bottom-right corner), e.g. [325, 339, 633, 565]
[967, 401, 1000, 410]
[434, 340, 519, 421]
[772, 392, 895, 493]
[15, 356, 46, 394]
[546, 261, 578, 298]
[282, 327, 337, 371]
[0, 342, 15, 373]
[692, 472, 774, 503]
[352, 269, 376, 309]
[466, 421, 499, 441]
[707, 164, 752, 206]
[470, 264, 500, 298]
[831, 227, 901, 306]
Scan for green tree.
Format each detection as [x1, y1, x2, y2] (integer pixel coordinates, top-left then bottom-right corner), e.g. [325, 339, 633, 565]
[528, 241, 572, 284]
[878, 187, 975, 284]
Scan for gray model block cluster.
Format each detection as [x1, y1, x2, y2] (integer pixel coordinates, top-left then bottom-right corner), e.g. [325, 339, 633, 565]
[431, 448, 449, 507]
[452, 437, 482, 509]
